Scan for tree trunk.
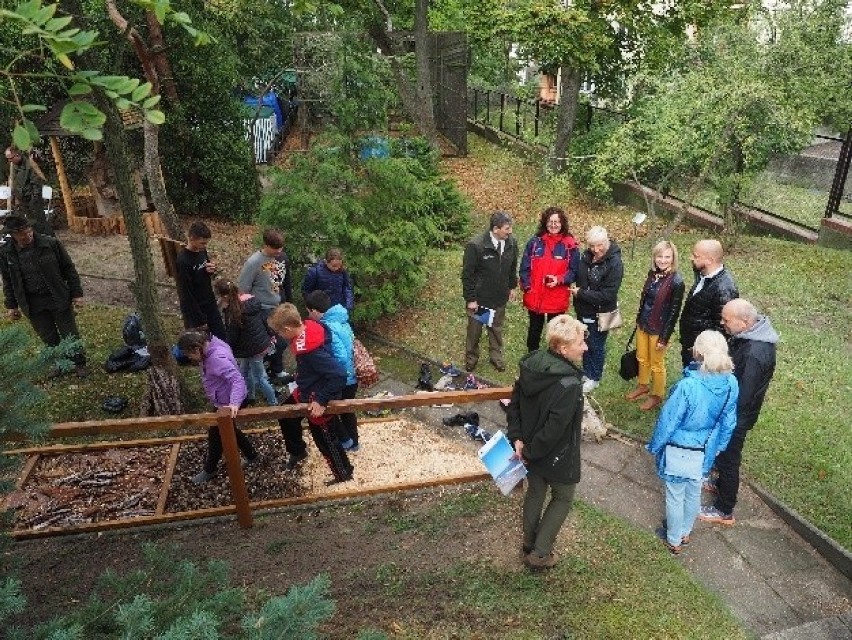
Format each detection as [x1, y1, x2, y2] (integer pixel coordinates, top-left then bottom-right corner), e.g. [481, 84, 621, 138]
[97, 93, 183, 416]
[414, 0, 438, 145]
[105, 0, 183, 242]
[550, 65, 582, 174]
[87, 143, 123, 218]
[143, 120, 183, 240]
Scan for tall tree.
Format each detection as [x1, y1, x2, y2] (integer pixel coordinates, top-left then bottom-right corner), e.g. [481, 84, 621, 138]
[509, 0, 736, 173]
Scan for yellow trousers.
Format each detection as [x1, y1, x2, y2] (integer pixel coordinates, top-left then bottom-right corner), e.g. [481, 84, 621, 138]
[636, 327, 668, 398]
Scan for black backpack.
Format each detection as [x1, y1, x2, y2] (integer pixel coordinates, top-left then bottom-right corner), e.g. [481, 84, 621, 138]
[122, 312, 147, 348]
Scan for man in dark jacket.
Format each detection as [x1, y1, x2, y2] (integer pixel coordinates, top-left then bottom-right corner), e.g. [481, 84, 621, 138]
[0, 215, 87, 376]
[461, 211, 518, 372]
[678, 239, 738, 367]
[700, 299, 777, 526]
[507, 314, 586, 570]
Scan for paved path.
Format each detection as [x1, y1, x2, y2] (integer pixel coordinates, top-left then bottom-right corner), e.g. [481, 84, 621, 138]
[377, 376, 852, 639]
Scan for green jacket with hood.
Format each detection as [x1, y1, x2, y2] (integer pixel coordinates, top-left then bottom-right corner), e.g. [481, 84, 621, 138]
[506, 348, 583, 484]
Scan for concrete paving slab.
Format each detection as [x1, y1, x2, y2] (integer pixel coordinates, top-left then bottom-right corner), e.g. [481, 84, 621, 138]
[618, 447, 662, 491]
[585, 476, 664, 531]
[579, 437, 634, 474]
[718, 580, 803, 636]
[576, 463, 617, 507]
[767, 568, 852, 621]
[720, 526, 823, 579]
[761, 616, 852, 640]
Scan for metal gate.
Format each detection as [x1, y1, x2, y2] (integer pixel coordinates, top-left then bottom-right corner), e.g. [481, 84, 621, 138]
[431, 32, 469, 156]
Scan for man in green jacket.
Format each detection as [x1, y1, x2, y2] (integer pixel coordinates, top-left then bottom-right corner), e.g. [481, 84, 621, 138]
[461, 211, 518, 372]
[0, 216, 87, 377]
[507, 314, 587, 570]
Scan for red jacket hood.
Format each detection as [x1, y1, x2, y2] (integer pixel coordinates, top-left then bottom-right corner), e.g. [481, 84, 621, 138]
[291, 318, 327, 355]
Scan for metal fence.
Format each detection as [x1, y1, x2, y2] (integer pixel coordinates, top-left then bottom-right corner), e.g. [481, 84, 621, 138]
[468, 86, 848, 233]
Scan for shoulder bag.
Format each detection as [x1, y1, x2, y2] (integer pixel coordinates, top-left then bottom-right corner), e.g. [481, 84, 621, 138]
[619, 326, 639, 381]
[663, 389, 731, 480]
[597, 304, 623, 331]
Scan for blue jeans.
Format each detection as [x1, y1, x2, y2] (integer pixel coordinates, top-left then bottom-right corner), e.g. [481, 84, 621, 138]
[664, 478, 701, 546]
[238, 356, 278, 405]
[581, 319, 608, 382]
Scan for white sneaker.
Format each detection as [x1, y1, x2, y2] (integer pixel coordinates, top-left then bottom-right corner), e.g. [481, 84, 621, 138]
[582, 379, 599, 394]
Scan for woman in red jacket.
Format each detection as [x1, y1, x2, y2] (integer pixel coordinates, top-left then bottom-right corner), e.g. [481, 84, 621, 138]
[519, 207, 580, 352]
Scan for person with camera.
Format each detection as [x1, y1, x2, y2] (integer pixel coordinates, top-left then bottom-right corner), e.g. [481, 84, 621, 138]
[176, 220, 226, 339]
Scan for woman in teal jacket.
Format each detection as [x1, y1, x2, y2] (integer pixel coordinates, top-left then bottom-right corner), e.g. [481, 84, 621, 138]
[647, 330, 738, 554]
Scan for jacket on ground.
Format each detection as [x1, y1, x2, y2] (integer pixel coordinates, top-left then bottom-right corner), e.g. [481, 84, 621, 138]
[729, 316, 777, 431]
[290, 318, 346, 406]
[519, 232, 579, 314]
[506, 348, 584, 484]
[461, 230, 519, 310]
[647, 365, 739, 480]
[201, 336, 247, 408]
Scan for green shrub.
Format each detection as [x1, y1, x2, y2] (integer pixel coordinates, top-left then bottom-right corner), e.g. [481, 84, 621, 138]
[259, 131, 471, 323]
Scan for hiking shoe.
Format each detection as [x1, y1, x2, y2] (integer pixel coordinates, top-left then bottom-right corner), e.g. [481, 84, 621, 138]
[464, 423, 492, 442]
[284, 451, 308, 471]
[662, 540, 682, 555]
[582, 379, 599, 394]
[490, 360, 506, 372]
[523, 551, 558, 570]
[699, 506, 735, 526]
[346, 444, 360, 453]
[702, 477, 718, 494]
[272, 372, 295, 386]
[192, 469, 216, 484]
[440, 361, 462, 377]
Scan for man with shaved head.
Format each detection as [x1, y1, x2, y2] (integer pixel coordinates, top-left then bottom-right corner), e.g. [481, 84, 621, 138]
[700, 298, 777, 525]
[678, 239, 738, 367]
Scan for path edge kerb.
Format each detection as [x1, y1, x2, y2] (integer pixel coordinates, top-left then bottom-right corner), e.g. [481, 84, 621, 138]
[605, 427, 852, 580]
[358, 330, 852, 579]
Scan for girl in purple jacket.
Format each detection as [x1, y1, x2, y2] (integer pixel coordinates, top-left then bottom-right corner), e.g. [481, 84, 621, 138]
[177, 330, 259, 484]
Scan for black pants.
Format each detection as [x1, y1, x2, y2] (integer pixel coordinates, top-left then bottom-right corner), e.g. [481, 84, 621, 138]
[204, 425, 257, 473]
[526, 311, 559, 353]
[713, 426, 749, 515]
[262, 308, 286, 376]
[27, 305, 86, 365]
[334, 383, 359, 445]
[278, 395, 308, 458]
[309, 420, 353, 482]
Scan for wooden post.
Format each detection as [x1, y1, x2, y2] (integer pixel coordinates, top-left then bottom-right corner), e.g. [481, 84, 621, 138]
[49, 136, 77, 221]
[216, 408, 253, 528]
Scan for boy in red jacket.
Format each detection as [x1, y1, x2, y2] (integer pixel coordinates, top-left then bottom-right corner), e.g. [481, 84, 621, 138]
[268, 303, 353, 484]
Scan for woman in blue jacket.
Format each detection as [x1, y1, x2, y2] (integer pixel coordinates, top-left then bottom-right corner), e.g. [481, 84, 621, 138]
[647, 330, 738, 554]
[302, 247, 354, 313]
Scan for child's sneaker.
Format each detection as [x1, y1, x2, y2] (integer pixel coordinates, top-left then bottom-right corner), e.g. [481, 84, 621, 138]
[192, 469, 216, 484]
[440, 361, 462, 377]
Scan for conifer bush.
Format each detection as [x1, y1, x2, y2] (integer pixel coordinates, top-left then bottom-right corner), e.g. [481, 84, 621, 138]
[259, 130, 471, 323]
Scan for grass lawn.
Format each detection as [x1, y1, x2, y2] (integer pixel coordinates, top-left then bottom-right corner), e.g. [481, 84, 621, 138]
[374, 136, 852, 551]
